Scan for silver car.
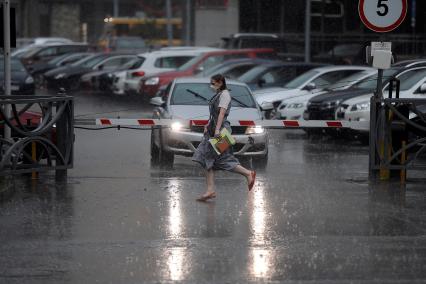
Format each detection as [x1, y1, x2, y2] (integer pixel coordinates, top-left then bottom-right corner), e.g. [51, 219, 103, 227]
[150, 77, 269, 168]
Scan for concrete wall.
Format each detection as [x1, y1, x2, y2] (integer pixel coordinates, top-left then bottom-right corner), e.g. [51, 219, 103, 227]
[50, 3, 81, 41]
[194, 0, 239, 46]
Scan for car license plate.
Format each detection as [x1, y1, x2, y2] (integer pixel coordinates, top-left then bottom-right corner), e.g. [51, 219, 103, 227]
[11, 85, 19, 91]
[303, 111, 309, 120]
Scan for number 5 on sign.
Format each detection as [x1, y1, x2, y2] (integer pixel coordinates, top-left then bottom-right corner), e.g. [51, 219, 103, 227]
[359, 0, 407, 32]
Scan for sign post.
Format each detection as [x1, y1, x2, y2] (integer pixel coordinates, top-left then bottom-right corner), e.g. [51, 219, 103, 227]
[359, 0, 408, 181]
[2, 1, 12, 140]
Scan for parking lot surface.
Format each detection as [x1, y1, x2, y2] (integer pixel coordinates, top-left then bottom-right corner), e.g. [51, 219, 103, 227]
[1, 92, 425, 283]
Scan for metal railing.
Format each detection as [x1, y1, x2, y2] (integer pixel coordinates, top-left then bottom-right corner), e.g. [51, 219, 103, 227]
[370, 94, 426, 180]
[0, 95, 74, 179]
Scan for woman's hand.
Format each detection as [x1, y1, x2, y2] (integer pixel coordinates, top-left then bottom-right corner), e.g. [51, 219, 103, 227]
[214, 129, 220, 137]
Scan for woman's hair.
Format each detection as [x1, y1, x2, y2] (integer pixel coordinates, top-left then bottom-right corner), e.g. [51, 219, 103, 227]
[211, 74, 227, 91]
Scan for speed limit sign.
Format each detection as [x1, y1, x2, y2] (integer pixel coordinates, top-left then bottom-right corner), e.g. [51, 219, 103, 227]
[359, 0, 407, 32]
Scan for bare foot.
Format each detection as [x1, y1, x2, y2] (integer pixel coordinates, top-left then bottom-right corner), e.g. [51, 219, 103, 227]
[196, 191, 217, 202]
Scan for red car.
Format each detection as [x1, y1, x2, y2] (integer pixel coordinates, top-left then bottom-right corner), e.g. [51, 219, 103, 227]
[139, 48, 276, 98]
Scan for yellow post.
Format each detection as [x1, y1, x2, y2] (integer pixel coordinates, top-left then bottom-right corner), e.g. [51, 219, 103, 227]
[31, 141, 38, 180]
[400, 141, 406, 184]
[380, 111, 393, 180]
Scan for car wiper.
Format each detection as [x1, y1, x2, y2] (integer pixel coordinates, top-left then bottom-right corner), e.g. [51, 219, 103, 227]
[230, 96, 249, 108]
[186, 89, 209, 101]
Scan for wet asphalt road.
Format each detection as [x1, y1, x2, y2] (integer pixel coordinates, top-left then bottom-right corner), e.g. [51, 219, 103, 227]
[1, 92, 426, 283]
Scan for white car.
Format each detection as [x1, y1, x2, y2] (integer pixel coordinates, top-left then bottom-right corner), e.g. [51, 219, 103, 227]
[278, 68, 376, 120]
[338, 67, 426, 135]
[116, 48, 221, 95]
[253, 65, 373, 118]
[150, 77, 269, 168]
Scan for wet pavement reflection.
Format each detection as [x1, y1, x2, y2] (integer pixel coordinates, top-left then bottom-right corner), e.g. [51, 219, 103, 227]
[1, 93, 426, 283]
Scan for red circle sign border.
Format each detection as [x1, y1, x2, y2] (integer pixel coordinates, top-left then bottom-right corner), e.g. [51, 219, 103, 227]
[358, 0, 407, 32]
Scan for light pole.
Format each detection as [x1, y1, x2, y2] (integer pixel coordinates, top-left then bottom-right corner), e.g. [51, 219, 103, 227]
[185, 0, 191, 46]
[113, 0, 119, 17]
[166, 0, 173, 46]
[304, 0, 311, 63]
[2, 0, 11, 140]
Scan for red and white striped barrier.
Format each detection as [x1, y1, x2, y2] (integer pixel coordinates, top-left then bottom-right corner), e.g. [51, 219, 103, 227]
[75, 118, 369, 130]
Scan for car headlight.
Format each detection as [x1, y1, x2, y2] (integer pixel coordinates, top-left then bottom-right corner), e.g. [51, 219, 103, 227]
[287, 102, 304, 109]
[171, 121, 182, 132]
[170, 121, 189, 132]
[55, 73, 66, 80]
[145, 77, 159, 85]
[25, 76, 34, 84]
[279, 103, 287, 110]
[350, 101, 370, 111]
[245, 126, 265, 134]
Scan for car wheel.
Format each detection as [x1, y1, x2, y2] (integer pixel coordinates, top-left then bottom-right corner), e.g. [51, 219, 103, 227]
[252, 151, 268, 170]
[158, 130, 174, 168]
[150, 130, 160, 166]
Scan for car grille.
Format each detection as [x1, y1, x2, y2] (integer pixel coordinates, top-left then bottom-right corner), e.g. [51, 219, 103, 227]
[190, 126, 247, 134]
[307, 102, 337, 120]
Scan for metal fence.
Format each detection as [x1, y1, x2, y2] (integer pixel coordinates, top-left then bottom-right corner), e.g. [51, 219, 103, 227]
[0, 95, 74, 179]
[369, 94, 426, 180]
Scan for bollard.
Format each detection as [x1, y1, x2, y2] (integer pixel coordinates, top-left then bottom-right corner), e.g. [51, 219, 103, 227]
[31, 141, 38, 180]
[400, 141, 406, 184]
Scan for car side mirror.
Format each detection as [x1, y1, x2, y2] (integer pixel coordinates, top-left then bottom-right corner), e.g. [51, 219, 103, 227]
[258, 78, 266, 88]
[304, 82, 316, 91]
[150, 96, 166, 107]
[419, 83, 426, 94]
[194, 65, 204, 75]
[259, 101, 274, 111]
[97, 64, 104, 71]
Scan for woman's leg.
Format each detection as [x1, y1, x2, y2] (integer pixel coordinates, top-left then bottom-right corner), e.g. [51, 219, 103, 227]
[206, 169, 215, 193]
[197, 169, 216, 201]
[233, 165, 253, 183]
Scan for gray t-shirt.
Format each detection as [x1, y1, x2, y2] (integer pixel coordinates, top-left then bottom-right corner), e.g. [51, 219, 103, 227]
[218, 90, 231, 109]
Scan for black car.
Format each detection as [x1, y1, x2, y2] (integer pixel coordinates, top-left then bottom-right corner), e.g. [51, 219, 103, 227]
[43, 53, 138, 91]
[82, 57, 145, 93]
[237, 61, 327, 90]
[29, 52, 93, 87]
[0, 57, 35, 96]
[20, 43, 90, 67]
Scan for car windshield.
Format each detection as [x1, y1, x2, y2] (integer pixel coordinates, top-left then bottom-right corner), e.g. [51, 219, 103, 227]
[352, 68, 399, 90]
[170, 83, 257, 108]
[327, 70, 373, 90]
[72, 55, 106, 68]
[177, 54, 202, 71]
[284, 69, 319, 89]
[237, 65, 269, 83]
[20, 46, 44, 58]
[122, 57, 146, 69]
[385, 68, 426, 91]
[48, 53, 75, 65]
[0, 59, 28, 72]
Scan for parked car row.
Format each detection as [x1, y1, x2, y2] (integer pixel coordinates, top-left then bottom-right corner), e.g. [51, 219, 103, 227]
[258, 61, 426, 144]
